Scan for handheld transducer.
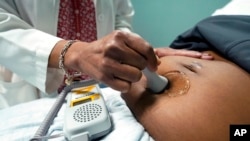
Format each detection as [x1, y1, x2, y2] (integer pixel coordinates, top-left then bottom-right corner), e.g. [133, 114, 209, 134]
[142, 68, 169, 94]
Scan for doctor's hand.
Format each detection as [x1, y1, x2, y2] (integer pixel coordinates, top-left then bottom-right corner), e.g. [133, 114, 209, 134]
[154, 47, 214, 60]
[50, 30, 158, 93]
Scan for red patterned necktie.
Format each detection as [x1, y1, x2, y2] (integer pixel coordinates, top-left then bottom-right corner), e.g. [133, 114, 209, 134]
[57, 0, 97, 42]
[57, 0, 97, 92]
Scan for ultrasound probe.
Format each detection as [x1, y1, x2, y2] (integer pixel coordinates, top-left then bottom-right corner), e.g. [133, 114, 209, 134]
[142, 68, 169, 94]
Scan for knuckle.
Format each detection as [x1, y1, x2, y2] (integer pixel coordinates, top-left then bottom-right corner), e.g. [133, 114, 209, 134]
[101, 58, 115, 69]
[140, 40, 153, 52]
[133, 71, 142, 82]
[144, 41, 152, 48]
[144, 44, 154, 55]
[103, 44, 119, 58]
[104, 39, 116, 49]
[112, 30, 125, 39]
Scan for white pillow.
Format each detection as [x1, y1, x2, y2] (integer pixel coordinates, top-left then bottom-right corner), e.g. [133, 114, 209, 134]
[212, 0, 250, 16]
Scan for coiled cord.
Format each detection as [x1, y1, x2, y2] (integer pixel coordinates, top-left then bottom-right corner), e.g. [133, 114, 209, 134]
[29, 79, 98, 141]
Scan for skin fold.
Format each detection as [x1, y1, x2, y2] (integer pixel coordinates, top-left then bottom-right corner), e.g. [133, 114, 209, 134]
[122, 51, 250, 141]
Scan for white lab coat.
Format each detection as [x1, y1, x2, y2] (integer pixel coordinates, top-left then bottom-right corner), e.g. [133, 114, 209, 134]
[0, 0, 134, 109]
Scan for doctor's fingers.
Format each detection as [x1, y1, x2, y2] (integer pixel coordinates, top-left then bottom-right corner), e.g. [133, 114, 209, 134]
[100, 60, 143, 93]
[103, 41, 148, 71]
[111, 30, 158, 71]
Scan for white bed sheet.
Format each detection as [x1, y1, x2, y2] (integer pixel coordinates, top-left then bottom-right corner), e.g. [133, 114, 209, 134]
[0, 87, 154, 141]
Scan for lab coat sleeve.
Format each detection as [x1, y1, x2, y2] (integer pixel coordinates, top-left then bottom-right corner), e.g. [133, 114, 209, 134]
[170, 15, 250, 73]
[0, 8, 63, 94]
[113, 0, 134, 32]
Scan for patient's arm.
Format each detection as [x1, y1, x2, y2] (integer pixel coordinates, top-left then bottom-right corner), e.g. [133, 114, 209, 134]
[122, 51, 250, 141]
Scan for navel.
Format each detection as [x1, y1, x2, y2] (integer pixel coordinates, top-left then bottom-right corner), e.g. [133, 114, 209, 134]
[162, 70, 190, 97]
